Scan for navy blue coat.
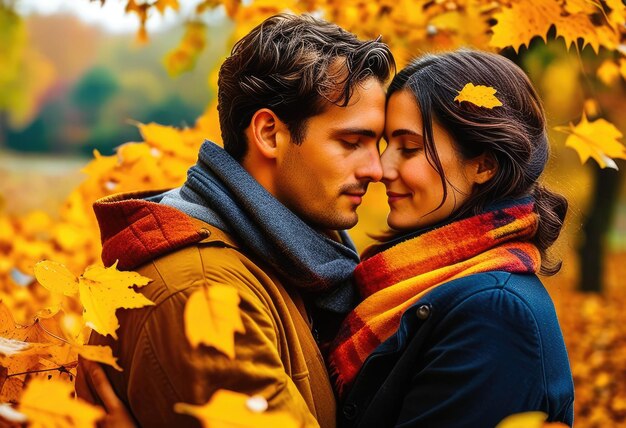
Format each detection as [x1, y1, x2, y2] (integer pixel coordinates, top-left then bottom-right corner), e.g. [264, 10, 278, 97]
[338, 271, 574, 428]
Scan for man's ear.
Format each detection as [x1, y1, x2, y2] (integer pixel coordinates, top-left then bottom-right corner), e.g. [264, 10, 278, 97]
[248, 108, 289, 159]
[472, 152, 498, 185]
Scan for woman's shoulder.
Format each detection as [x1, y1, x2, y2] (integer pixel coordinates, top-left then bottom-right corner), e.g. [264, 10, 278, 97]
[416, 272, 563, 340]
[425, 271, 552, 313]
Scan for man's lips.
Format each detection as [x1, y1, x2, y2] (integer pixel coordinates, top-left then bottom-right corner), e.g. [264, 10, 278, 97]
[387, 191, 410, 203]
[344, 191, 366, 204]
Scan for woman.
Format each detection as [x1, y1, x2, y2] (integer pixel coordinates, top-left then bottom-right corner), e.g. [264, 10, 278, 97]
[327, 49, 574, 427]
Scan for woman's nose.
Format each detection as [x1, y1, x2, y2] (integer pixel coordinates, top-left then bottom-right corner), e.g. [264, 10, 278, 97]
[380, 148, 399, 184]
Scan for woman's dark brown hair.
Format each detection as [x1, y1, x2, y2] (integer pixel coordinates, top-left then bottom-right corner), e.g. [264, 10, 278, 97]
[387, 49, 567, 275]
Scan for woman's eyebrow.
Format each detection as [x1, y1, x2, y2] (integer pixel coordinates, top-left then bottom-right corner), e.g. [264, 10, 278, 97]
[391, 129, 423, 138]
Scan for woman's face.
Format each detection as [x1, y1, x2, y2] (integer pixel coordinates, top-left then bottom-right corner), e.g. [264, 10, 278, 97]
[381, 90, 482, 231]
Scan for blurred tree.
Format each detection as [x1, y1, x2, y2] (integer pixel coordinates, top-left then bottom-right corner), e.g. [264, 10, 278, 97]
[580, 166, 622, 292]
[0, 2, 56, 138]
[72, 66, 120, 122]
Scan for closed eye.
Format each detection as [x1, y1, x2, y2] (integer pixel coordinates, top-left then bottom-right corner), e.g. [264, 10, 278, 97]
[341, 139, 361, 150]
[400, 147, 422, 156]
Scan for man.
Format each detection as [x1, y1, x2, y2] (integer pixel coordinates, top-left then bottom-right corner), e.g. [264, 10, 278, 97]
[76, 13, 394, 428]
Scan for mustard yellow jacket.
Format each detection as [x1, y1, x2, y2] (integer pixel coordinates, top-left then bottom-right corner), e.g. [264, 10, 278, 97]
[76, 192, 336, 428]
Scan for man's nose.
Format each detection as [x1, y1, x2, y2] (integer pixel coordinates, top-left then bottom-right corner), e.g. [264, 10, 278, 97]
[356, 146, 383, 182]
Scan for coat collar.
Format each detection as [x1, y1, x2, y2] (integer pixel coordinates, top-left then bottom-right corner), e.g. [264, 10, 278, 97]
[93, 190, 237, 270]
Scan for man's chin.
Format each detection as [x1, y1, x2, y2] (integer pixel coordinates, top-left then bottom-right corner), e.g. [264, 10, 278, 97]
[305, 212, 358, 232]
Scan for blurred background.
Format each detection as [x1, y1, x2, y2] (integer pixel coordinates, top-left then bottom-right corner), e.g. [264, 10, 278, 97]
[1, 0, 626, 426]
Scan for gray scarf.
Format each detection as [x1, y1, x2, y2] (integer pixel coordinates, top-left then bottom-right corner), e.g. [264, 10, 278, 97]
[152, 140, 360, 313]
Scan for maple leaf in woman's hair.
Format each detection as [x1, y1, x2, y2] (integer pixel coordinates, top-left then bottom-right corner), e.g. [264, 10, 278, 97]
[454, 83, 503, 109]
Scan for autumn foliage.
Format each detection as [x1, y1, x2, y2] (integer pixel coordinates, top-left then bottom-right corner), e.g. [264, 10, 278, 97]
[2, 0, 626, 426]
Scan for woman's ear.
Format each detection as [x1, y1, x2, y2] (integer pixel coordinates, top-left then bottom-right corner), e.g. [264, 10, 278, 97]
[472, 152, 498, 184]
[247, 108, 289, 159]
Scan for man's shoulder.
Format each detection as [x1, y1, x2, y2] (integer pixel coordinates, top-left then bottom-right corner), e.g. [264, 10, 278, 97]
[136, 229, 280, 306]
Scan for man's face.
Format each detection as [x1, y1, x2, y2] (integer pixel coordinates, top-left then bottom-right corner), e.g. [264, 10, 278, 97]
[274, 77, 386, 230]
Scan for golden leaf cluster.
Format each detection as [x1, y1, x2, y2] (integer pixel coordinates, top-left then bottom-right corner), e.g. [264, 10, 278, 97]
[551, 288, 626, 426]
[0, 114, 220, 425]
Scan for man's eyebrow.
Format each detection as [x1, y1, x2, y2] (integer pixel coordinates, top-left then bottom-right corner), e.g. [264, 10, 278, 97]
[391, 129, 423, 138]
[330, 128, 378, 138]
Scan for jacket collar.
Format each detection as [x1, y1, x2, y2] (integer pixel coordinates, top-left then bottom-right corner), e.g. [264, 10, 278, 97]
[93, 190, 236, 270]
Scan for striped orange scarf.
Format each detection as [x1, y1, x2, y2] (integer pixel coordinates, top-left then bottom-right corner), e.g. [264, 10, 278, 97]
[328, 199, 541, 397]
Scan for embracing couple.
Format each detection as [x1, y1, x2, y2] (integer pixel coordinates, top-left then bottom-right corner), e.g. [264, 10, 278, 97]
[76, 13, 574, 428]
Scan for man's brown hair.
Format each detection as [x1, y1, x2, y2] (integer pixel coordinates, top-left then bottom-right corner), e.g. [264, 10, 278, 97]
[217, 13, 395, 161]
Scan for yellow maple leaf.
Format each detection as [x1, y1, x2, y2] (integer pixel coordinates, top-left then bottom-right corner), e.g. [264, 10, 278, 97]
[496, 411, 547, 428]
[553, 12, 618, 53]
[490, 1, 553, 52]
[606, 0, 626, 29]
[174, 389, 298, 428]
[554, 114, 626, 169]
[490, 0, 618, 53]
[72, 344, 122, 371]
[454, 83, 502, 108]
[34, 260, 79, 297]
[184, 285, 245, 359]
[18, 378, 104, 428]
[79, 262, 154, 339]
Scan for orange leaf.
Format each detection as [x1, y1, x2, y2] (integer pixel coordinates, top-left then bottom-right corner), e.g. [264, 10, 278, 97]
[174, 389, 298, 428]
[454, 83, 502, 108]
[184, 285, 245, 359]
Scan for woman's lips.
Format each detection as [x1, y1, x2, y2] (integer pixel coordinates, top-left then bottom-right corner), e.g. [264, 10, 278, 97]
[387, 192, 410, 203]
